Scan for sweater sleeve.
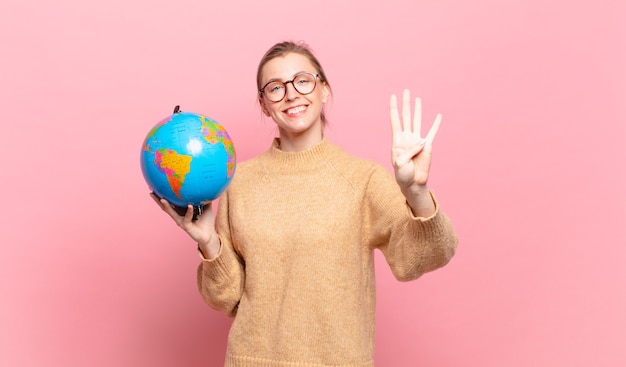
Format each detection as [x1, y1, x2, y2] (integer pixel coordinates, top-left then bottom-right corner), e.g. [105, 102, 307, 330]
[365, 165, 458, 282]
[196, 189, 244, 317]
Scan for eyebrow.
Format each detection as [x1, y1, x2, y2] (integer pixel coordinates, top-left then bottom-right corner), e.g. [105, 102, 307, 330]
[265, 71, 309, 84]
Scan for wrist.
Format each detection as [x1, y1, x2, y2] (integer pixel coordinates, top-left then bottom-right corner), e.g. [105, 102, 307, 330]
[402, 185, 436, 218]
[197, 244, 208, 258]
[401, 183, 430, 198]
[198, 236, 221, 260]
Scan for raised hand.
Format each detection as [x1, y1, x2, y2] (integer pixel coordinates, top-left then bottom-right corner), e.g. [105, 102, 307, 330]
[389, 89, 442, 217]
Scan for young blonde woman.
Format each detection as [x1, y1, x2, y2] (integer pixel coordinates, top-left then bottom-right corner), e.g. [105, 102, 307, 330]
[153, 41, 458, 367]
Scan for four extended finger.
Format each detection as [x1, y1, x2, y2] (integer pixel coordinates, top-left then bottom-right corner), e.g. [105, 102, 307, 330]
[413, 97, 422, 137]
[425, 113, 442, 144]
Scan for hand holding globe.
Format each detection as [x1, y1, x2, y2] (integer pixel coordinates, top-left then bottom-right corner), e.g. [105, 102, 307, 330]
[149, 192, 219, 256]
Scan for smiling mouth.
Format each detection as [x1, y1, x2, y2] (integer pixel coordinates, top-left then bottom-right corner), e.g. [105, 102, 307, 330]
[285, 105, 307, 115]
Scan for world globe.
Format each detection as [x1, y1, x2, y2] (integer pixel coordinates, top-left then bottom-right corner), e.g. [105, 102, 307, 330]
[140, 107, 236, 215]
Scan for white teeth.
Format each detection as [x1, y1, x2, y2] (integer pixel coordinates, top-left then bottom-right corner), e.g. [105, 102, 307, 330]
[286, 106, 306, 114]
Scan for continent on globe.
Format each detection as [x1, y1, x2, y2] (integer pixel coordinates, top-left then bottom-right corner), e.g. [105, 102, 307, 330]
[154, 148, 192, 200]
[200, 116, 236, 178]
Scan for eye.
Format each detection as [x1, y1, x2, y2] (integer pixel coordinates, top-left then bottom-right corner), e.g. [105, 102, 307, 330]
[267, 83, 284, 94]
[295, 76, 312, 85]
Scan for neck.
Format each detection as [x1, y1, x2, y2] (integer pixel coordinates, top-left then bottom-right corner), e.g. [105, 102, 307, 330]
[277, 128, 324, 152]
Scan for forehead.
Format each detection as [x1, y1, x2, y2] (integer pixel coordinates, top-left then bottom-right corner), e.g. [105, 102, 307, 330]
[260, 53, 316, 83]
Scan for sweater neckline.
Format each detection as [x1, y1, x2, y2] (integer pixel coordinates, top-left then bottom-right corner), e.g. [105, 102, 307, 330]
[264, 137, 338, 173]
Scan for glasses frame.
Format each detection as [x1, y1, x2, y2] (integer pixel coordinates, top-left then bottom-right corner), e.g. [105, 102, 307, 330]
[259, 72, 320, 102]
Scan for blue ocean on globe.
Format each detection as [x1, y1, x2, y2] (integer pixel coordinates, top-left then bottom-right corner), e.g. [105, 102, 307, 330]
[140, 111, 236, 208]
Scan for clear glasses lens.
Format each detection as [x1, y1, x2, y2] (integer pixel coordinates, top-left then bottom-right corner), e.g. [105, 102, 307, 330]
[263, 73, 317, 102]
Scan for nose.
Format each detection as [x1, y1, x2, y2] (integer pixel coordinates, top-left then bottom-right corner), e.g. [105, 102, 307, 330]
[284, 81, 299, 101]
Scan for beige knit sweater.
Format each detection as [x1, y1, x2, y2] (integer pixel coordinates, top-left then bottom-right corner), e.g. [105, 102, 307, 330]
[197, 138, 457, 367]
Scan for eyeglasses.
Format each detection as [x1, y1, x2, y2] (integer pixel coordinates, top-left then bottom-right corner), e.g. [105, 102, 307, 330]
[259, 72, 320, 102]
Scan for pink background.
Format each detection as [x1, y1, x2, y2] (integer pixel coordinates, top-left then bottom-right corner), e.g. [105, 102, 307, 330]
[1, 0, 625, 366]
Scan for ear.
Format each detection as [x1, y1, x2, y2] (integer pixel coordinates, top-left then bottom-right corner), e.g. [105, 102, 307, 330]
[259, 97, 270, 116]
[321, 83, 330, 104]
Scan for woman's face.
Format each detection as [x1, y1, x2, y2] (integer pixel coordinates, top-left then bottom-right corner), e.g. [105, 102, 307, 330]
[258, 52, 329, 139]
